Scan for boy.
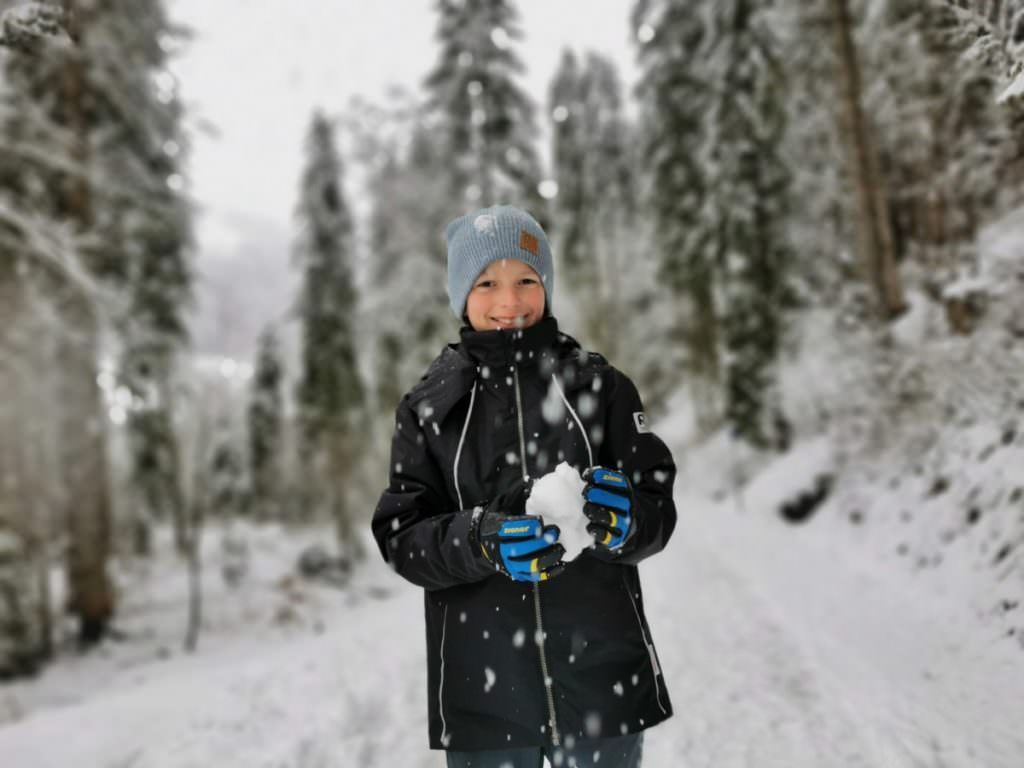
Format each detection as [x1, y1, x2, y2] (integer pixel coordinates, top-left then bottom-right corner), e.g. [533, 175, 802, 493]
[372, 205, 676, 768]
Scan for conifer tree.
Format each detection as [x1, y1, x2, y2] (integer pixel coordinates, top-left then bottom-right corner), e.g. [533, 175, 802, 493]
[294, 111, 365, 562]
[425, 0, 546, 216]
[365, 122, 452, 411]
[548, 50, 588, 275]
[774, 0, 847, 300]
[0, 0, 117, 647]
[548, 49, 635, 361]
[109, 0, 193, 554]
[703, 0, 795, 449]
[633, 0, 719, 428]
[2, 0, 193, 590]
[247, 325, 284, 520]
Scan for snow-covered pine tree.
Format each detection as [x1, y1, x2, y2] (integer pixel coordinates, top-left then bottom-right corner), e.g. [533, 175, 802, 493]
[207, 426, 245, 518]
[772, 0, 849, 305]
[548, 49, 635, 362]
[365, 121, 452, 411]
[702, 0, 795, 450]
[1, 3, 71, 671]
[0, 0, 117, 648]
[424, 0, 546, 217]
[548, 50, 588, 275]
[0, 237, 55, 676]
[632, 0, 719, 429]
[101, 0, 194, 555]
[247, 325, 284, 521]
[293, 111, 365, 563]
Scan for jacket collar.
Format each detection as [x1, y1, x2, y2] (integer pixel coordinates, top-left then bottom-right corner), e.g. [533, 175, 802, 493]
[406, 316, 602, 425]
[458, 315, 560, 370]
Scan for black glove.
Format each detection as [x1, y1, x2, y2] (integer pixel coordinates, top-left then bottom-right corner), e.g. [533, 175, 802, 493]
[472, 482, 566, 582]
[582, 467, 635, 552]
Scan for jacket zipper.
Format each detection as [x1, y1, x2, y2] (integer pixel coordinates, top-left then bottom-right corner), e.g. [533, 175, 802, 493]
[513, 364, 561, 746]
[533, 584, 560, 745]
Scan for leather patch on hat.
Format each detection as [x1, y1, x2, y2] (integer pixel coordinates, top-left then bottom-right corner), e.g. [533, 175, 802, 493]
[519, 230, 539, 256]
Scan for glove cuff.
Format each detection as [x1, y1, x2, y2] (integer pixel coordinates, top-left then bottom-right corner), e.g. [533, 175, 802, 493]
[468, 505, 492, 562]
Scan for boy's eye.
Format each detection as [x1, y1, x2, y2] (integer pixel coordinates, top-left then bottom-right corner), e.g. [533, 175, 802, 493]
[475, 280, 495, 289]
[520, 278, 538, 286]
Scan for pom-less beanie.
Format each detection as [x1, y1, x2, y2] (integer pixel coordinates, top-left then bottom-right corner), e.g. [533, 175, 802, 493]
[445, 205, 554, 320]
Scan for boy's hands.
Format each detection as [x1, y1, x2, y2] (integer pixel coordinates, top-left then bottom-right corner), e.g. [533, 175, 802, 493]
[582, 467, 635, 552]
[473, 482, 566, 582]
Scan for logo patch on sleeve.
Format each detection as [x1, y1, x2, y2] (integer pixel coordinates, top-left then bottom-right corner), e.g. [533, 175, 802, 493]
[633, 411, 651, 434]
[519, 230, 540, 255]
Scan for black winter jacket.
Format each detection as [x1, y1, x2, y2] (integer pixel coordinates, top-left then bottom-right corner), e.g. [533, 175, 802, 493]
[371, 317, 677, 751]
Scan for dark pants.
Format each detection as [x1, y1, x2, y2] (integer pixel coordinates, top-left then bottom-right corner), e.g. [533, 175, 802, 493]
[445, 733, 643, 768]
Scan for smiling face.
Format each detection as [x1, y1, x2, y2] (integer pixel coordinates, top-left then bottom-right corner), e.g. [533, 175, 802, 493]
[464, 259, 546, 332]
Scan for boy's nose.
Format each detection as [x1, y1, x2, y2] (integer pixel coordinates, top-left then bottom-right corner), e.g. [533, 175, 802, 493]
[495, 286, 521, 307]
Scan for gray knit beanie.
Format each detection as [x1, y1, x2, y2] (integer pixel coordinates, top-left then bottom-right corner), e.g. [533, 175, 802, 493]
[445, 205, 554, 320]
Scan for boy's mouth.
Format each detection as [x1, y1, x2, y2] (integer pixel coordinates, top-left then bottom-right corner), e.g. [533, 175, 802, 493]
[491, 315, 529, 328]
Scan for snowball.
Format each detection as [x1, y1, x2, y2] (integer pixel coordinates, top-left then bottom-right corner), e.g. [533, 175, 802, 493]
[526, 462, 591, 561]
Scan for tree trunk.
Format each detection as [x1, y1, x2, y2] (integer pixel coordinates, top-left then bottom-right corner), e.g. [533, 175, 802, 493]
[0, 252, 63, 672]
[183, 402, 213, 653]
[162, 379, 189, 556]
[687, 265, 723, 436]
[183, 497, 202, 653]
[328, 427, 364, 566]
[828, 0, 907, 319]
[59, 0, 114, 646]
[59, 295, 114, 647]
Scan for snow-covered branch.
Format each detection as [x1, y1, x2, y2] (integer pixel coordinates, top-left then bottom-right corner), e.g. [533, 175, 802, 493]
[0, 2, 68, 50]
[938, 0, 1024, 94]
[0, 199, 100, 304]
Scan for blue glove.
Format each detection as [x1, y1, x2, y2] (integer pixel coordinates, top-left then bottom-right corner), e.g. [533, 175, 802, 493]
[473, 484, 565, 582]
[582, 467, 635, 552]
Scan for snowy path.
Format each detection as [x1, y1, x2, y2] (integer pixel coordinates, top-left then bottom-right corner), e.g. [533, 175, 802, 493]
[1, 496, 1023, 767]
[642, 495, 1024, 768]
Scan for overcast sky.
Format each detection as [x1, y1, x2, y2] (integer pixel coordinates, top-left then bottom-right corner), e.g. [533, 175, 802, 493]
[167, 0, 638, 357]
[169, 0, 637, 252]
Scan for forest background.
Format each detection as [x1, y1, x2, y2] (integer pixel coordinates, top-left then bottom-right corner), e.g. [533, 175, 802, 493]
[1, 0, 1023, 690]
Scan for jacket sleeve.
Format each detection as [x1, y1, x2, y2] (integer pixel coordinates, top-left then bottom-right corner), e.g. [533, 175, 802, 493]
[371, 398, 495, 591]
[592, 369, 677, 565]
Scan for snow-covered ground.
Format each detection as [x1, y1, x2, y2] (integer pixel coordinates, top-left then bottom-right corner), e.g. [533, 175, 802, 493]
[2, 427, 1023, 767]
